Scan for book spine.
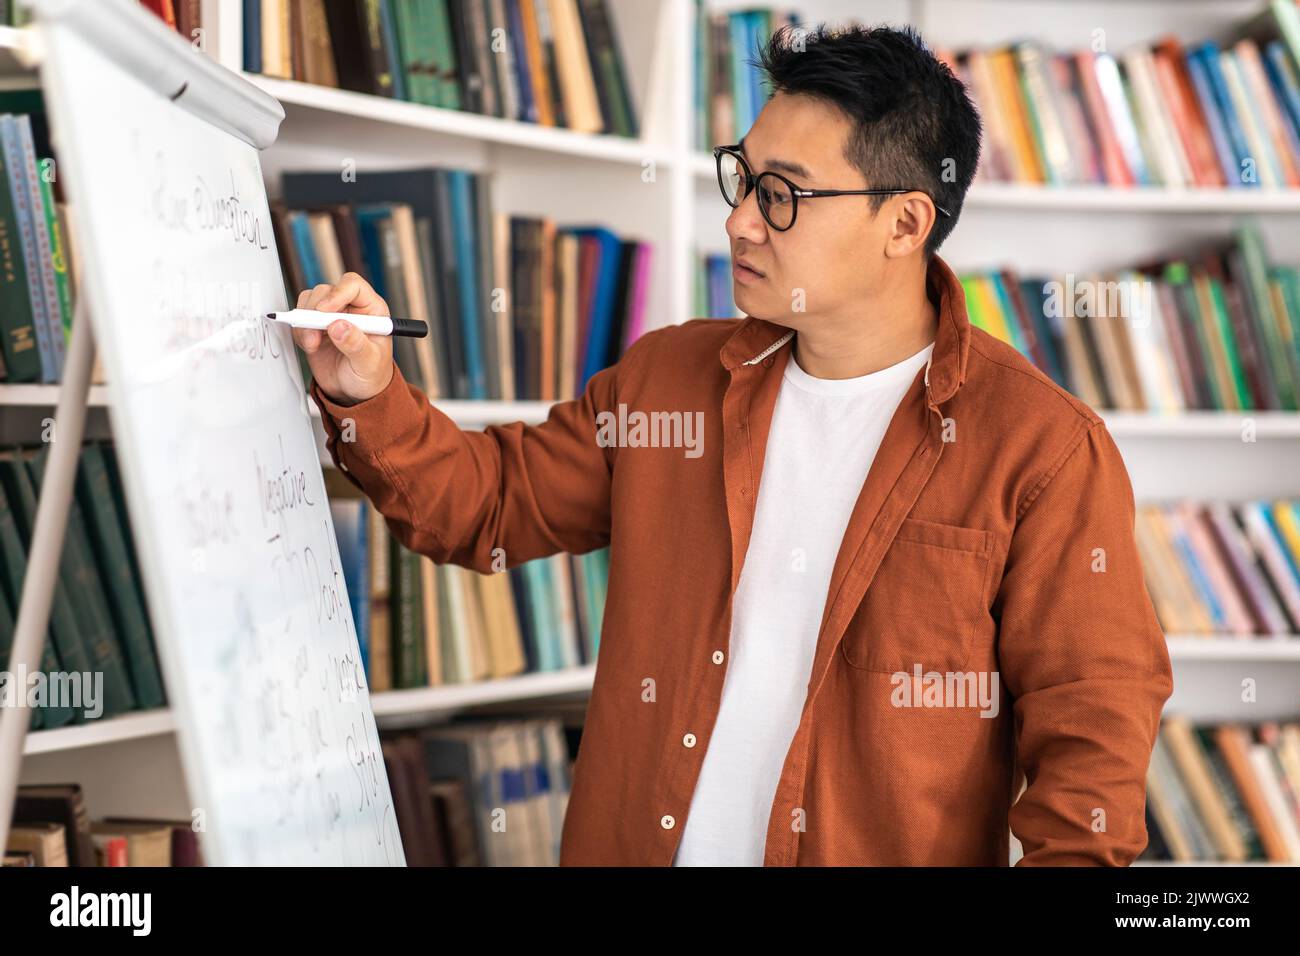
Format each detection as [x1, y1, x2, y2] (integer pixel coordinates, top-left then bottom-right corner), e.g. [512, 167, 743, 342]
[77, 444, 167, 709]
[0, 128, 41, 382]
[14, 121, 64, 378]
[0, 118, 55, 382]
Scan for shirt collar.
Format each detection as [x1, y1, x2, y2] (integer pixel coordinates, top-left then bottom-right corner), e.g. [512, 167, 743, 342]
[717, 253, 971, 406]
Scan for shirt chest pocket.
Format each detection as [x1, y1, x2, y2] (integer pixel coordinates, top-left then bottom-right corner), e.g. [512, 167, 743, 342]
[840, 517, 994, 675]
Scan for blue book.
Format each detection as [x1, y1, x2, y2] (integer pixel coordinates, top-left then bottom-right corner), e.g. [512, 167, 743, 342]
[747, 12, 767, 132]
[989, 274, 1030, 357]
[1185, 48, 1240, 187]
[353, 205, 393, 299]
[1194, 43, 1258, 188]
[1019, 279, 1068, 389]
[447, 170, 487, 398]
[287, 210, 323, 287]
[572, 226, 625, 386]
[14, 117, 64, 377]
[1263, 40, 1300, 154]
[507, 0, 536, 123]
[522, 559, 559, 671]
[0, 115, 56, 382]
[729, 13, 751, 137]
[1266, 503, 1300, 585]
[1170, 514, 1226, 630]
[330, 498, 370, 678]
[242, 0, 262, 73]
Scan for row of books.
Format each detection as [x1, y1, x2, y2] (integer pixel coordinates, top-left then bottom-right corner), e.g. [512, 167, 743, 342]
[695, 250, 741, 320]
[693, 2, 792, 153]
[1137, 502, 1300, 637]
[5, 714, 577, 867]
[386, 715, 577, 866]
[275, 166, 651, 401]
[0, 443, 167, 730]
[238, 0, 639, 139]
[938, 2, 1300, 189]
[4, 784, 203, 866]
[960, 227, 1300, 412]
[0, 102, 77, 385]
[328, 473, 609, 692]
[1144, 718, 1300, 863]
[692, 1, 1300, 192]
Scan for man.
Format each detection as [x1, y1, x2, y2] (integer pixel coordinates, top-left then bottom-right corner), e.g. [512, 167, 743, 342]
[295, 24, 1172, 866]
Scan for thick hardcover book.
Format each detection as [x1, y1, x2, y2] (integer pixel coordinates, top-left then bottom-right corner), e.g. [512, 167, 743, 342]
[76, 442, 166, 709]
[25, 447, 136, 717]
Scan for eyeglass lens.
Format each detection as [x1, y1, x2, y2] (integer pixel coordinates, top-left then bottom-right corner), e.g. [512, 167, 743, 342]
[718, 151, 795, 230]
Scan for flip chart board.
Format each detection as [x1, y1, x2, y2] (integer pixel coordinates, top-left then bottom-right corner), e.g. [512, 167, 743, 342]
[33, 0, 403, 865]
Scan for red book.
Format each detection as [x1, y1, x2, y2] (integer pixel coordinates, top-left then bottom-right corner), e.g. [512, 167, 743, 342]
[139, 0, 177, 28]
[1152, 40, 1226, 187]
[93, 834, 128, 867]
[1073, 51, 1134, 185]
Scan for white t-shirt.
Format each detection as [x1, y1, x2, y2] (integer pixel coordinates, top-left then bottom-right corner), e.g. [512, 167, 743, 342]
[672, 338, 935, 866]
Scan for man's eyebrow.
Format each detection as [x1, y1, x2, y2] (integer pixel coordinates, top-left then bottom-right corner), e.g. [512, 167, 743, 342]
[737, 136, 813, 180]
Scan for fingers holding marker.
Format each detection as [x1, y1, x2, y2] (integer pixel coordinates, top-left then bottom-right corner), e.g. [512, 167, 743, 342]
[318, 272, 389, 316]
[327, 318, 376, 363]
[303, 282, 335, 311]
[292, 326, 323, 352]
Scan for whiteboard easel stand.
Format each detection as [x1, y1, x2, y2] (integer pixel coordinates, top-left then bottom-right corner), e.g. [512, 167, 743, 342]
[0, 301, 96, 853]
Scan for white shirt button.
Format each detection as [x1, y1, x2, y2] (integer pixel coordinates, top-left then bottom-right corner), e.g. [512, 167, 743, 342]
[660, 814, 675, 829]
[683, 733, 696, 748]
[712, 650, 724, 664]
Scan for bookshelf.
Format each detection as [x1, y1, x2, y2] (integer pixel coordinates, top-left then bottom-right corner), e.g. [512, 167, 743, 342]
[3, 0, 1300, 864]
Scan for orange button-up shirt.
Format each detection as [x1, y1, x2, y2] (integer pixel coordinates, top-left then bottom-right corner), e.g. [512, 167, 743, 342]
[312, 254, 1173, 866]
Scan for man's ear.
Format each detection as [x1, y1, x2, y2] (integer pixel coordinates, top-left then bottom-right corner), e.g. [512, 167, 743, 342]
[883, 193, 937, 259]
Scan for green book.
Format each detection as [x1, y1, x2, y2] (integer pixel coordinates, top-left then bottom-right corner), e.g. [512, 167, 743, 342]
[388, 541, 425, 688]
[23, 447, 136, 718]
[1164, 262, 1222, 409]
[0, 125, 42, 382]
[1206, 276, 1251, 410]
[0, 464, 75, 728]
[37, 173, 73, 347]
[0, 568, 42, 729]
[75, 443, 166, 709]
[427, 0, 460, 110]
[392, 0, 432, 106]
[1237, 226, 1296, 410]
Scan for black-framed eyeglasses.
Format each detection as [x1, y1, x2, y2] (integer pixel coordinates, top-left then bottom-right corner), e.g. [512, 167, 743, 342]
[713, 143, 952, 232]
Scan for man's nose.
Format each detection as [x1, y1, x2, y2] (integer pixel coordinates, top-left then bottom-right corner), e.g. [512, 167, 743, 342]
[725, 188, 768, 245]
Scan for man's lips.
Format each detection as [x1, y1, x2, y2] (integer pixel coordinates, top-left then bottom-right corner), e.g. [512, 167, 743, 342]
[735, 258, 765, 277]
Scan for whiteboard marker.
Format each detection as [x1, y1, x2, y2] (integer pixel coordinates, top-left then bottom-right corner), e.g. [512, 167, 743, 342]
[266, 309, 429, 338]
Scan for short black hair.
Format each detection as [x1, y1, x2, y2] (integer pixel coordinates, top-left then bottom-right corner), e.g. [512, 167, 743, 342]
[755, 23, 981, 254]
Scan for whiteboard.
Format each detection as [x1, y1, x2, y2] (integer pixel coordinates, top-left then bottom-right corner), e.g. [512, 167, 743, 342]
[34, 0, 404, 865]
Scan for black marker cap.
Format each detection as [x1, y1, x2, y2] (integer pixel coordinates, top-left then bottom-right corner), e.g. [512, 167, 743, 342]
[391, 317, 429, 338]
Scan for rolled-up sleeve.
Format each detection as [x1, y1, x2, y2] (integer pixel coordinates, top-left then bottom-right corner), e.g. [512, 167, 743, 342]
[995, 419, 1173, 866]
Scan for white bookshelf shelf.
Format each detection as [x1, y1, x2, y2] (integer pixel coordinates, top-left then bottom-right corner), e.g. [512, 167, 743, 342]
[1165, 637, 1300, 661]
[248, 73, 676, 170]
[963, 183, 1300, 214]
[21, 708, 175, 756]
[1100, 411, 1300, 439]
[0, 383, 111, 406]
[369, 664, 596, 724]
[20, 667, 596, 755]
[0, 24, 31, 75]
[0, 384, 555, 429]
[430, 399, 554, 428]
